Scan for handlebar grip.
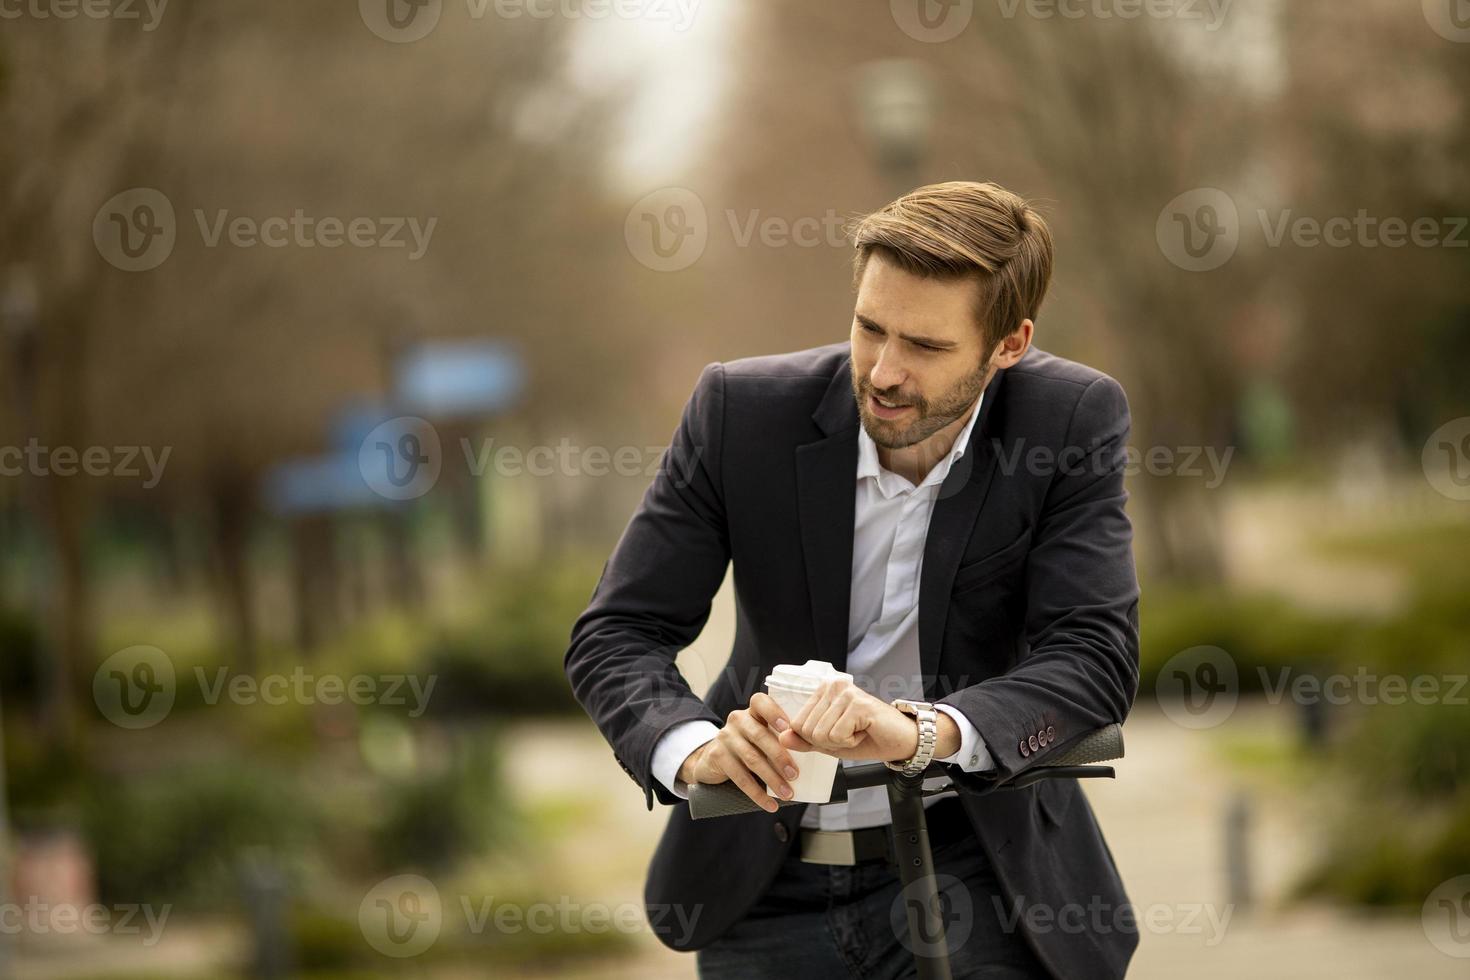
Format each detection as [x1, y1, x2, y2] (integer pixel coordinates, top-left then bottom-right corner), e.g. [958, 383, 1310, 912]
[1040, 723, 1124, 767]
[687, 781, 805, 820]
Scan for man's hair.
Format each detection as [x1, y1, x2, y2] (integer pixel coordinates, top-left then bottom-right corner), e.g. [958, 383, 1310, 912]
[848, 180, 1054, 352]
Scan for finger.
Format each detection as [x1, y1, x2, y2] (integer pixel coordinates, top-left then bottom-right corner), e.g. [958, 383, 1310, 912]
[749, 692, 793, 734]
[792, 681, 830, 732]
[710, 741, 781, 812]
[832, 704, 864, 747]
[727, 727, 794, 803]
[735, 710, 801, 782]
[777, 727, 815, 752]
[810, 691, 849, 746]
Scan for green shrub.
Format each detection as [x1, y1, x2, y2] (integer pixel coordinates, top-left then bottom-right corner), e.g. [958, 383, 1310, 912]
[1297, 703, 1470, 907]
[1138, 588, 1353, 696]
[373, 725, 519, 871]
[83, 761, 318, 908]
[422, 561, 597, 718]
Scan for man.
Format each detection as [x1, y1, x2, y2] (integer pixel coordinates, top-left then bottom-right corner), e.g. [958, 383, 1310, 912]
[565, 180, 1139, 978]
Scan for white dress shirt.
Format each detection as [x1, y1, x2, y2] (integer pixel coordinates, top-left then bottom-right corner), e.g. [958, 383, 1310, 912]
[650, 394, 995, 829]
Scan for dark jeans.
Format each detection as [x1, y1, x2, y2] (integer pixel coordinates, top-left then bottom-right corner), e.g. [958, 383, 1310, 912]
[695, 827, 1051, 979]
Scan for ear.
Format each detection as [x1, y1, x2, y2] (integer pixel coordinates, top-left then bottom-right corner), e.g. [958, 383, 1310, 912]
[991, 319, 1034, 369]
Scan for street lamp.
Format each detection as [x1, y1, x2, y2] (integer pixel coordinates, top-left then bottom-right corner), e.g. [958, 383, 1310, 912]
[855, 59, 938, 197]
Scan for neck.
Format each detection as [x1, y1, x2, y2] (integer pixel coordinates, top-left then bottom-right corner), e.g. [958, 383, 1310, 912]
[877, 396, 981, 486]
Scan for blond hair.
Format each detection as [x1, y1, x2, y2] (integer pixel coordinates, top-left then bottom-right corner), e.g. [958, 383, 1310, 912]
[849, 180, 1054, 351]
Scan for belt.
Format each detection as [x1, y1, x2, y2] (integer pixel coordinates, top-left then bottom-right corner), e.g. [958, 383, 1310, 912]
[798, 797, 973, 867]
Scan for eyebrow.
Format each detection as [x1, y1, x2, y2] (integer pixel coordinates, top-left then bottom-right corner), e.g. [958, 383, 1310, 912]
[854, 313, 959, 350]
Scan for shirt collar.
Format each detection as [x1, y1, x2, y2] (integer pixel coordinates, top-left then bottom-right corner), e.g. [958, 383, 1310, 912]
[857, 392, 984, 498]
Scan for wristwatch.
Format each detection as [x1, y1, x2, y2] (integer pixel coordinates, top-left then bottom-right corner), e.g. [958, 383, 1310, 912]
[885, 698, 939, 776]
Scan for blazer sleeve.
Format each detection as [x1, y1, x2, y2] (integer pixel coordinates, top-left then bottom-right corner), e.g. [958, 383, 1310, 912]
[564, 362, 731, 810]
[936, 375, 1141, 790]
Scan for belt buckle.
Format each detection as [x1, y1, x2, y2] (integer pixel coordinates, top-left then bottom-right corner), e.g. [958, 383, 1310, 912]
[799, 829, 856, 865]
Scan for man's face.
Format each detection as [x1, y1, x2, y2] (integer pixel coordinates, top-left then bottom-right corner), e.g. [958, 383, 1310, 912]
[849, 253, 994, 450]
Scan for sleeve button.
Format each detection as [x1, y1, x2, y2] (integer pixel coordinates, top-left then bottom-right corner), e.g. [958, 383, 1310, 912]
[774, 823, 789, 842]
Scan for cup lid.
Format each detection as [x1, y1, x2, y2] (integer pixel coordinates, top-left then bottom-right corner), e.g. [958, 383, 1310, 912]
[764, 659, 852, 694]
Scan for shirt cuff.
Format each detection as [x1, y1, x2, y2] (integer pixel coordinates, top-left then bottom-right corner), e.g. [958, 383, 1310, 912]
[934, 704, 994, 772]
[650, 719, 722, 800]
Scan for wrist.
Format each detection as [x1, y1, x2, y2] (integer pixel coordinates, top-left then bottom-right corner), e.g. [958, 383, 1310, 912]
[885, 699, 940, 774]
[678, 742, 706, 784]
[934, 712, 961, 758]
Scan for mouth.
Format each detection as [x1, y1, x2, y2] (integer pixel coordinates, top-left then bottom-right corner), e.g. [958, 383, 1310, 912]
[868, 392, 915, 421]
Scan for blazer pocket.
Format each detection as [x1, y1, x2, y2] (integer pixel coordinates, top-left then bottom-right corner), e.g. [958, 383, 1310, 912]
[951, 528, 1032, 595]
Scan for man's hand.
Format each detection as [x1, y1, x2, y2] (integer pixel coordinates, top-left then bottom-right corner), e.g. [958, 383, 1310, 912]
[677, 693, 802, 813]
[776, 678, 960, 762]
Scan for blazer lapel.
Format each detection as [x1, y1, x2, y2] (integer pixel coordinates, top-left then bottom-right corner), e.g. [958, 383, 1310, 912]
[917, 365, 1009, 697]
[795, 358, 859, 674]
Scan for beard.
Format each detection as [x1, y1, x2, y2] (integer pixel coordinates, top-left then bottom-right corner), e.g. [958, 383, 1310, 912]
[851, 352, 992, 450]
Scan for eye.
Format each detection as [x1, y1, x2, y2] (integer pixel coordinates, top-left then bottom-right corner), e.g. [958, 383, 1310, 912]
[859, 321, 882, 335]
[912, 341, 943, 353]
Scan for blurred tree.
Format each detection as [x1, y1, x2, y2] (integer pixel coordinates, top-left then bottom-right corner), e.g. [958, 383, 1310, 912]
[0, 1, 633, 730]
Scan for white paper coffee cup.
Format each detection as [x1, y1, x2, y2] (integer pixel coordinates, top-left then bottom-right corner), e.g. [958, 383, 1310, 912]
[763, 659, 852, 803]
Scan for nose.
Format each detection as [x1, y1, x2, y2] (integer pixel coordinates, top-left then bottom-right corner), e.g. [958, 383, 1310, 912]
[869, 342, 906, 393]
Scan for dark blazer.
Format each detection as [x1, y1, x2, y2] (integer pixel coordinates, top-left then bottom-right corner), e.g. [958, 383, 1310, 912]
[564, 341, 1140, 979]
